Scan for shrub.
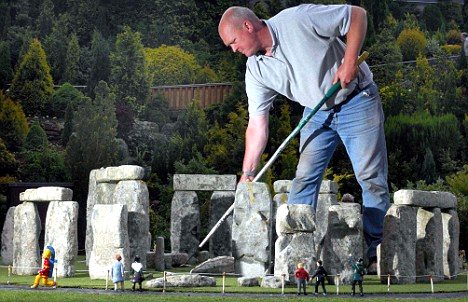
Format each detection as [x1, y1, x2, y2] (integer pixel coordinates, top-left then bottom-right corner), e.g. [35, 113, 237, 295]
[441, 44, 461, 55]
[0, 90, 29, 151]
[397, 28, 427, 60]
[24, 121, 48, 151]
[51, 82, 84, 118]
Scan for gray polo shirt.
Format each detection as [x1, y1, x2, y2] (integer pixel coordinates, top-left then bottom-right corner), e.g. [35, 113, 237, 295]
[245, 4, 373, 117]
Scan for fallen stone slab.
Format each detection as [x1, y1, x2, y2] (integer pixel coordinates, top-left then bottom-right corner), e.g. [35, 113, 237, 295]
[20, 187, 73, 202]
[190, 256, 235, 274]
[237, 277, 259, 287]
[173, 174, 237, 191]
[95, 165, 145, 183]
[260, 275, 283, 288]
[145, 274, 216, 287]
[393, 190, 457, 209]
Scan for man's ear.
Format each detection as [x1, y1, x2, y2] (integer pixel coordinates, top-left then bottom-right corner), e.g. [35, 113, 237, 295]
[244, 20, 254, 32]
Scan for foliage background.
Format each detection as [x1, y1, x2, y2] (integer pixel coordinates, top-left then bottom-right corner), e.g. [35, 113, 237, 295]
[0, 0, 466, 255]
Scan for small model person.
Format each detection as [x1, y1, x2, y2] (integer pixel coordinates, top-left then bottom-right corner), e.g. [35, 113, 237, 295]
[131, 255, 144, 291]
[311, 259, 328, 296]
[31, 245, 57, 288]
[349, 257, 367, 296]
[294, 262, 310, 295]
[111, 253, 125, 291]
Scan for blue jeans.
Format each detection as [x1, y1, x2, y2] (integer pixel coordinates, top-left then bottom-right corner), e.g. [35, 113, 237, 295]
[288, 82, 389, 259]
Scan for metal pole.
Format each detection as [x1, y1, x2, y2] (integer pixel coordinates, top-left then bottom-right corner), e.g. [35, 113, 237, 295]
[7, 265, 11, 285]
[430, 275, 434, 293]
[163, 271, 166, 293]
[336, 274, 340, 295]
[105, 270, 109, 290]
[199, 52, 370, 248]
[387, 274, 391, 292]
[222, 272, 226, 294]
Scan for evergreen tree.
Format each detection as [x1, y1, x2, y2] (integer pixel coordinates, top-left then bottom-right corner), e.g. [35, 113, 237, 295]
[65, 80, 118, 200]
[421, 148, 437, 184]
[51, 82, 84, 118]
[86, 30, 111, 97]
[0, 41, 13, 89]
[24, 121, 48, 151]
[110, 26, 150, 139]
[62, 102, 74, 146]
[36, 0, 54, 39]
[110, 26, 150, 112]
[0, 91, 29, 151]
[0, 138, 18, 177]
[44, 13, 70, 83]
[8, 38, 53, 116]
[62, 33, 80, 84]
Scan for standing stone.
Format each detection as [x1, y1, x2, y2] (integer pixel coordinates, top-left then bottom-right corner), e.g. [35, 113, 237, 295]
[209, 191, 234, 257]
[95, 183, 117, 204]
[113, 180, 150, 268]
[89, 204, 130, 279]
[170, 191, 200, 260]
[154, 236, 165, 271]
[415, 208, 444, 283]
[321, 203, 363, 285]
[314, 193, 339, 248]
[274, 232, 316, 282]
[232, 182, 272, 277]
[44, 201, 79, 277]
[85, 170, 98, 265]
[13, 202, 41, 275]
[379, 204, 417, 284]
[441, 209, 460, 279]
[1, 206, 15, 265]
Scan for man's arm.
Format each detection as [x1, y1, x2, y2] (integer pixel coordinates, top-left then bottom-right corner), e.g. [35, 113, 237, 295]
[333, 5, 367, 88]
[240, 114, 269, 182]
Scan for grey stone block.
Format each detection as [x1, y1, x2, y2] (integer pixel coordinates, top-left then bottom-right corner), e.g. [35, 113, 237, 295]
[173, 174, 237, 191]
[394, 190, 457, 209]
[20, 186, 73, 202]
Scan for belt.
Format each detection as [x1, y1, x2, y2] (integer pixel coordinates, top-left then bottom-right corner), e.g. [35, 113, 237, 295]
[344, 87, 361, 103]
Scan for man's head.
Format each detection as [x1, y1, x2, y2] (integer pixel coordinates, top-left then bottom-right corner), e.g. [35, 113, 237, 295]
[218, 6, 263, 57]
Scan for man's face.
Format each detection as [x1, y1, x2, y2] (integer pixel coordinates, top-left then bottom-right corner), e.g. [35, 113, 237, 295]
[219, 21, 259, 57]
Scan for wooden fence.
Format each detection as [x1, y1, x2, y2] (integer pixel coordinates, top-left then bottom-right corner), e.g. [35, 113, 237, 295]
[151, 82, 234, 110]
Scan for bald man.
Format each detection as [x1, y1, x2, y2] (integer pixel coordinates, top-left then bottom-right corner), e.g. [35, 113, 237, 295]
[219, 4, 389, 270]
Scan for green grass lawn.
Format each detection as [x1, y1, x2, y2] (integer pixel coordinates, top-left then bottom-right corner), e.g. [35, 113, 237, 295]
[0, 255, 467, 301]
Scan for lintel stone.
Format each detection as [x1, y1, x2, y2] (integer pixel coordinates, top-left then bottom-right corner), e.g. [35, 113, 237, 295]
[95, 165, 145, 183]
[19, 187, 73, 202]
[173, 174, 237, 191]
[394, 190, 457, 209]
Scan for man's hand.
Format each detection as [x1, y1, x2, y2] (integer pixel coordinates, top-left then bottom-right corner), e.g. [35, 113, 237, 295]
[333, 60, 358, 89]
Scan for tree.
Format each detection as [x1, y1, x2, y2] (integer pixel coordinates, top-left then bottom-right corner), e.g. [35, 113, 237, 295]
[62, 33, 80, 84]
[397, 28, 427, 61]
[86, 30, 111, 97]
[62, 103, 74, 146]
[0, 138, 18, 177]
[8, 38, 54, 116]
[65, 80, 118, 200]
[51, 82, 84, 118]
[43, 13, 70, 83]
[0, 41, 13, 89]
[423, 4, 444, 32]
[110, 26, 150, 115]
[145, 45, 201, 86]
[0, 91, 29, 151]
[36, 0, 54, 39]
[24, 121, 48, 151]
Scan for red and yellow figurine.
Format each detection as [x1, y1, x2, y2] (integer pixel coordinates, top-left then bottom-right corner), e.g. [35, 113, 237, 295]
[31, 245, 57, 288]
